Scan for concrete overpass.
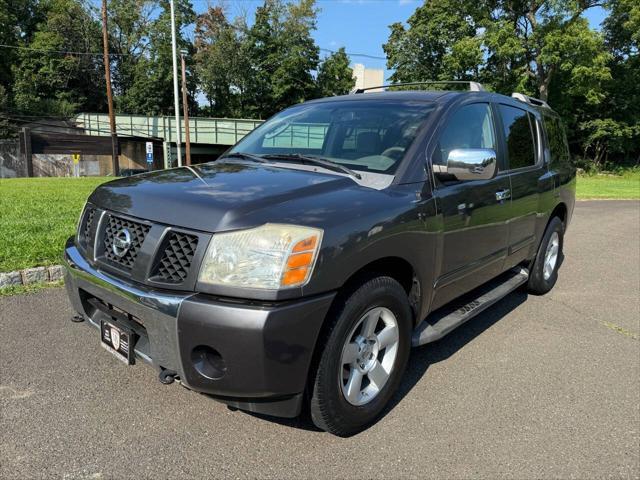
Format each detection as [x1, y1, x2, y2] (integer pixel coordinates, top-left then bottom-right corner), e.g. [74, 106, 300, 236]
[74, 113, 264, 167]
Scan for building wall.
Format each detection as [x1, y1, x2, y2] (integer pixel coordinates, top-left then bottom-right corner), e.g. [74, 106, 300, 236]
[31, 154, 113, 177]
[0, 139, 23, 178]
[352, 64, 384, 92]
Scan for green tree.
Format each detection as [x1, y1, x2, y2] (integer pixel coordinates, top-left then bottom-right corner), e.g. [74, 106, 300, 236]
[245, 0, 320, 118]
[384, 1, 610, 103]
[0, 0, 42, 99]
[383, 0, 482, 84]
[194, 6, 249, 117]
[107, 0, 154, 107]
[579, 0, 640, 167]
[316, 47, 355, 97]
[383, 0, 619, 166]
[11, 0, 105, 115]
[119, 0, 195, 115]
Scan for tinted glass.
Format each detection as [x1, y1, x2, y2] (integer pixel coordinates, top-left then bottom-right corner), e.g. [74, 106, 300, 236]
[230, 100, 434, 174]
[436, 103, 495, 167]
[543, 115, 570, 166]
[499, 105, 536, 169]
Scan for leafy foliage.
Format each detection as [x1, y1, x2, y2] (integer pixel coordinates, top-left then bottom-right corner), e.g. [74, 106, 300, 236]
[194, 6, 249, 117]
[11, 0, 106, 115]
[383, 0, 638, 167]
[244, 0, 320, 118]
[316, 47, 356, 97]
[117, 0, 196, 115]
[194, 0, 349, 119]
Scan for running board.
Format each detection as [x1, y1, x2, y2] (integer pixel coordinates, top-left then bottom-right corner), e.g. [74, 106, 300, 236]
[412, 267, 529, 347]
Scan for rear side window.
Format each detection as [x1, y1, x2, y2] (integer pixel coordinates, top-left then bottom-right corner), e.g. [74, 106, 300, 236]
[543, 115, 570, 166]
[499, 105, 536, 169]
[436, 103, 495, 167]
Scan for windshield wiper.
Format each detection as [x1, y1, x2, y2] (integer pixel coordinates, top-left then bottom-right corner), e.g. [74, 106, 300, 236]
[262, 153, 362, 180]
[219, 152, 267, 163]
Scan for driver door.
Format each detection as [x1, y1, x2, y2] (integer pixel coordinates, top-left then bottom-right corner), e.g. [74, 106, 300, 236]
[430, 102, 512, 310]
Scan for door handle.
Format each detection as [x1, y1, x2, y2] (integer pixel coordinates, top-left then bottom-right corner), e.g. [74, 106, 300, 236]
[495, 189, 511, 201]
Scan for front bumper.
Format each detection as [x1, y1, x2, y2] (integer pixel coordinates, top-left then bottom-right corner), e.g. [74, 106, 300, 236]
[63, 239, 335, 418]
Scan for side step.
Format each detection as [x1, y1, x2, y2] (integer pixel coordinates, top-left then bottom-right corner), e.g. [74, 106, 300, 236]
[412, 267, 529, 347]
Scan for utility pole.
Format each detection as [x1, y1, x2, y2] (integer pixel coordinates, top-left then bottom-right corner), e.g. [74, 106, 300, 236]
[169, 0, 182, 167]
[180, 49, 191, 166]
[101, 0, 119, 176]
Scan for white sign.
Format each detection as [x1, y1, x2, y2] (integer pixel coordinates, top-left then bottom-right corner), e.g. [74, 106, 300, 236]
[146, 142, 153, 154]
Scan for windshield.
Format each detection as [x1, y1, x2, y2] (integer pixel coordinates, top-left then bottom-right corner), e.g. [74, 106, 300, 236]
[229, 100, 434, 174]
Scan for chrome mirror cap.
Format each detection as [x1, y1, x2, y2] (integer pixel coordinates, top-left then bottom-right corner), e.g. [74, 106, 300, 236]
[438, 148, 497, 181]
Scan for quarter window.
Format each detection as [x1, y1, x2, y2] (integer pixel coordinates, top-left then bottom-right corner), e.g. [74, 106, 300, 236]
[543, 115, 570, 166]
[499, 105, 537, 169]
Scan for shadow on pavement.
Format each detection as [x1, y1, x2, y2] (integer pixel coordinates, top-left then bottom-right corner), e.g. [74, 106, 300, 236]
[237, 290, 529, 435]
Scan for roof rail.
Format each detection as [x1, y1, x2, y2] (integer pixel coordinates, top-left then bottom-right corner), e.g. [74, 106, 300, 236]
[511, 92, 550, 108]
[351, 81, 486, 94]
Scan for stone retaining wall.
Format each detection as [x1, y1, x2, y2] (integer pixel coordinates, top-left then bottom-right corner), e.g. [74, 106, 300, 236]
[0, 265, 64, 288]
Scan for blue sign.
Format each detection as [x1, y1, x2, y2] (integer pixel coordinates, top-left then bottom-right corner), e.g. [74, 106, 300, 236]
[146, 152, 153, 164]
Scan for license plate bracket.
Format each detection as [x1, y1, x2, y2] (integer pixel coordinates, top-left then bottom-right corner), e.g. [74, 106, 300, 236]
[100, 320, 136, 365]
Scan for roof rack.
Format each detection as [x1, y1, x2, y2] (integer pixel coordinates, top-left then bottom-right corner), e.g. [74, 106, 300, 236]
[511, 92, 550, 108]
[351, 81, 486, 94]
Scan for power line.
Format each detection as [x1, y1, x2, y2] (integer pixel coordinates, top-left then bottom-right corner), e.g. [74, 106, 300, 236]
[0, 42, 387, 61]
[319, 47, 385, 61]
[0, 43, 130, 56]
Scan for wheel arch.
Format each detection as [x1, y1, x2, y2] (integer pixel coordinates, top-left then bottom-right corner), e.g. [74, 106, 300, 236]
[340, 256, 416, 294]
[550, 202, 568, 226]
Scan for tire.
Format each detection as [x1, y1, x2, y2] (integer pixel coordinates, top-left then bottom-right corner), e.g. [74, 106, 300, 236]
[309, 275, 412, 436]
[527, 216, 564, 295]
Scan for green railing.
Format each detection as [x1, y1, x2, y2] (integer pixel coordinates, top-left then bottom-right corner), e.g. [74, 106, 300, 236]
[75, 113, 264, 146]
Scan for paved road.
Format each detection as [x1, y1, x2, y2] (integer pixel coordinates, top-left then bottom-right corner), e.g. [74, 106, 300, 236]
[1, 201, 639, 479]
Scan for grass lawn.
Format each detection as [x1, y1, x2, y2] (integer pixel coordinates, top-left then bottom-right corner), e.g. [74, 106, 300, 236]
[0, 280, 64, 297]
[0, 177, 112, 272]
[577, 170, 640, 200]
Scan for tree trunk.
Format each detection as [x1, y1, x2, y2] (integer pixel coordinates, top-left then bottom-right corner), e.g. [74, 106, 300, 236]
[537, 64, 554, 102]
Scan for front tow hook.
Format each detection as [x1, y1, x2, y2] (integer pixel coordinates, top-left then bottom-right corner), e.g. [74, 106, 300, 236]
[158, 368, 179, 385]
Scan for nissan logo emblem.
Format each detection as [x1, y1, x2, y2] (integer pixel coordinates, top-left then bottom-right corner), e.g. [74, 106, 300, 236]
[112, 228, 132, 257]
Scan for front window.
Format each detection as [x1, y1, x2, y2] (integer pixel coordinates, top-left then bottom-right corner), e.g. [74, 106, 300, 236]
[435, 103, 496, 167]
[230, 100, 434, 174]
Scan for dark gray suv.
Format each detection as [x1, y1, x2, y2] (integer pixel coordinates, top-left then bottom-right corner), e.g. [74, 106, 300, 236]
[63, 82, 575, 436]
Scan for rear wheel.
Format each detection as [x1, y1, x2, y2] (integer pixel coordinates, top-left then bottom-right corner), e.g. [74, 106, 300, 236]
[528, 216, 564, 295]
[309, 276, 412, 436]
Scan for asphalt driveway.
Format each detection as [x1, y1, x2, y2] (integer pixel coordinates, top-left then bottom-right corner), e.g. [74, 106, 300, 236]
[1, 200, 639, 479]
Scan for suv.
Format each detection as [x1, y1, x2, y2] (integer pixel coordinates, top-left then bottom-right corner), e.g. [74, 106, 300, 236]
[64, 82, 575, 436]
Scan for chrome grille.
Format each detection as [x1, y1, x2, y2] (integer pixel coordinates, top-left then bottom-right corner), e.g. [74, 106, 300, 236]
[152, 232, 198, 283]
[80, 207, 95, 246]
[103, 215, 150, 269]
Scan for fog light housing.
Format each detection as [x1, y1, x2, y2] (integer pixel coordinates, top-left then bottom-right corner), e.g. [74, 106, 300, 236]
[191, 345, 226, 380]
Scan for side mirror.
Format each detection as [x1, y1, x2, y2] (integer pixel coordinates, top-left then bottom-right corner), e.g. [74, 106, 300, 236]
[435, 148, 497, 181]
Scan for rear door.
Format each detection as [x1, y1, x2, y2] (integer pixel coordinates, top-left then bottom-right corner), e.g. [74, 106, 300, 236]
[496, 103, 554, 268]
[430, 102, 512, 310]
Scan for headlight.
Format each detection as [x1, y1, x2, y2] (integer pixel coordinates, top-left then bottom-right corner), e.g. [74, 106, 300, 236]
[198, 224, 323, 290]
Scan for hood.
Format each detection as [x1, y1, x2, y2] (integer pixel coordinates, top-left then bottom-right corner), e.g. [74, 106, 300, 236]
[88, 161, 357, 232]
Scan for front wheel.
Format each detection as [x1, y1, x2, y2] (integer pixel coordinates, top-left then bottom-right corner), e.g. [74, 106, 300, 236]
[309, 276, 412, 436]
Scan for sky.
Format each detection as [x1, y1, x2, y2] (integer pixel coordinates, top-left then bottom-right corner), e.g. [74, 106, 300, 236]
[188, 0, 609, 82]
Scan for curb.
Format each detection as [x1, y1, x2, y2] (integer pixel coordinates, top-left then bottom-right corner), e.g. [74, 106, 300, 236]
[0, 265, 64, 288]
